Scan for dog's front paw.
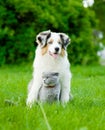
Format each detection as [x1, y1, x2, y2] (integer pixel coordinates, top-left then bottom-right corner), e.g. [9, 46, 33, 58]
[60, 94, 70, 104]
[26, 97, 35, 108]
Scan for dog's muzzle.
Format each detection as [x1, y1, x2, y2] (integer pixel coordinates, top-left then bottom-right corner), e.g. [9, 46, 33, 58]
[49, 51, 59, 58]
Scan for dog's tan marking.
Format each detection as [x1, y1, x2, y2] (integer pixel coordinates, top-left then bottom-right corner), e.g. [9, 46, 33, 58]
[58, 39, 65, 57]
[58, 39, 62, 43]
[48, 39, 53, 44]
[60, 48, 65, 57]
[41, 45, 48, 55]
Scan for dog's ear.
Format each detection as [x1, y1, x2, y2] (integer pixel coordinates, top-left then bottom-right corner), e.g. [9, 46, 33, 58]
[59, 33, 71, 49]
[36, 30, 51, 48]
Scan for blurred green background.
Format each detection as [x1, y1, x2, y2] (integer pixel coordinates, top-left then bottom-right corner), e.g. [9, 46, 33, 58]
[0, 0, 105, 65]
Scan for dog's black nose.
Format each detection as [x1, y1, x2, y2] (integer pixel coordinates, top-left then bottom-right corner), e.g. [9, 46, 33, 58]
[55, 47, 59, 52]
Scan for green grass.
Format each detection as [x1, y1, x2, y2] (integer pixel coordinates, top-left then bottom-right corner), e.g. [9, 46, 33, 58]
[0, 64, 105, 130]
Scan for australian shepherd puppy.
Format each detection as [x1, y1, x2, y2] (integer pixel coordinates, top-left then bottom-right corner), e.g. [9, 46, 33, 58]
[26, 30, 72, 106]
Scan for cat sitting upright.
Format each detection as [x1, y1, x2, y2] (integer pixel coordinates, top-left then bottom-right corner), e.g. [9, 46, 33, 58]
[38, 72, 60, 103]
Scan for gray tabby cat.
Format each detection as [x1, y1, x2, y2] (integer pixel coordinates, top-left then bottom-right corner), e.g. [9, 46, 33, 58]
[38, 72, 60, 103]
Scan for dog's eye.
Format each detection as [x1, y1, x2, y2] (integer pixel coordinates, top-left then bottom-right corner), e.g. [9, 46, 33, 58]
[58, 42, 62, 45]
[48, 41, 53, 44]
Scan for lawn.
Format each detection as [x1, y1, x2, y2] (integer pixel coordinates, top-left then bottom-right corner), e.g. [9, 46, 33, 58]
[0, 64, 105, 130]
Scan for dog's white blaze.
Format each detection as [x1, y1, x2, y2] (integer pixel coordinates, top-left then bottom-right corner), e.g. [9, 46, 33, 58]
[48, 33, 62, 58]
